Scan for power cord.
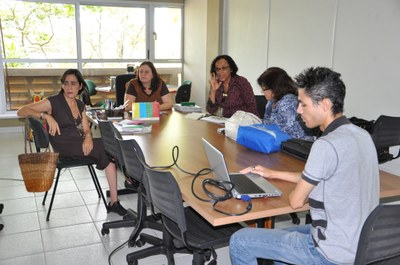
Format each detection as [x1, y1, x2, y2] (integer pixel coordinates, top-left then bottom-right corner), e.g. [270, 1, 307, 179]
[191, 168, 252, 216]
[150, 145, 252, 216]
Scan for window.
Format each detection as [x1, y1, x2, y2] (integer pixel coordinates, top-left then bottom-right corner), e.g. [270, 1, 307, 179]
[0, 0, 183, 113]
[154, 7, 182, 60]
[80, 5, 146, 60]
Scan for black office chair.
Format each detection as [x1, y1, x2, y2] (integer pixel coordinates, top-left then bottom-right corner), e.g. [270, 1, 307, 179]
[97, 119, 138, 196]
[108, 138, 167, 264]
[115, 74, 136, 107]
[370, 115, 400, 164]
[354, 204, 400, 265]
[138, 166, 243, 265]
[0, 203, 3, 231]
[255, 95, 268, 119]
[28, 117, 108, 221]
[97, 120, 139, 232]
[175, 80, 192, 103]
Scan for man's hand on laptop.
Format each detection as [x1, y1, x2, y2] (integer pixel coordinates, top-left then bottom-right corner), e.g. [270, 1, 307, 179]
[240, 165, 271, 178]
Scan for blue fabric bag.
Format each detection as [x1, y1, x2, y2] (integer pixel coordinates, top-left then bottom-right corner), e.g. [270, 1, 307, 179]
[237, 124, 291, 153]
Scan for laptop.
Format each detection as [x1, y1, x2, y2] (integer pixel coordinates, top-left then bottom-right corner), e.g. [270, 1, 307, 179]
[201, 138, 282, 199]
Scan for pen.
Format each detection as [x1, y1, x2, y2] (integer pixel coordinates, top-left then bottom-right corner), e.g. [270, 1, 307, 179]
[121, 99, 130, 109]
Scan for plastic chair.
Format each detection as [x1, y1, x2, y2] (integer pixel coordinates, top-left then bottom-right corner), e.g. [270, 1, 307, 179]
[115, 74, 136, 107]
[136, 166, 243, 265]
[175, 80, 192, 103]
[354, 204, 400, 264]
[370, 115, 400, 164]
[28, 117, 108, 221]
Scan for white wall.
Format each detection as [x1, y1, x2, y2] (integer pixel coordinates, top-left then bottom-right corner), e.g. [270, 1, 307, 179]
[223, 0, 400, 175]
[183, 0, 208, 108]
[224, 0, 270, 96]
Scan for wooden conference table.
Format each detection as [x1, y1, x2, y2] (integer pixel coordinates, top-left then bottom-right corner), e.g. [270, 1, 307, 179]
[92, 110, 400, 227]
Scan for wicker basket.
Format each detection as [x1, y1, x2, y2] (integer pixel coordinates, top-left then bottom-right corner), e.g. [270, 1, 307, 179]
[18, 152, 59, 192]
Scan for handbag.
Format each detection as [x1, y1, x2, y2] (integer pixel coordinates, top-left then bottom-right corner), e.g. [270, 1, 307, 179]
[281, 138, 314, 161]
[237, 124, 291, 153]
[18, 119, 59, 192]
[225, 110, 262, 141]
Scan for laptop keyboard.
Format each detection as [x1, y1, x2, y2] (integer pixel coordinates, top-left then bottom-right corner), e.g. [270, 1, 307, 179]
[230, 174, 265, 194]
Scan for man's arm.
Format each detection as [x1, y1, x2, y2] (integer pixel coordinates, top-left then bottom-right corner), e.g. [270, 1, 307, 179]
[289, 178, 315, 209]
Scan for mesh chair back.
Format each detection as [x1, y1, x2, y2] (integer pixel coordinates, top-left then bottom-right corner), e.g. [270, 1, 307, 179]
[117, 138, 146, 184]
[115, 74, 136, 107]
[175, 81, 192, 103]
[144, 168, 187, 236]
[371, 115, 400, 149]
[28, 117, 50, 151]
[370, 115, 400, 163]
[98, 120, 124, 170]
[354, 204, 400, 265]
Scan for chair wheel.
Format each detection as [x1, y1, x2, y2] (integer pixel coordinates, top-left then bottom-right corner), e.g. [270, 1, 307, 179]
[101, 228, 109, 235]
[128, 261, 138, 265]
[292, 218, 300, 225]
[135, 239, 145, 247]
[128, 239, 136, 248]
[0, 224, 3, 231]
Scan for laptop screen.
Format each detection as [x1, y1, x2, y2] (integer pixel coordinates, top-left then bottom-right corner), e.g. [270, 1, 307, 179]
[202, 138, 233, 182]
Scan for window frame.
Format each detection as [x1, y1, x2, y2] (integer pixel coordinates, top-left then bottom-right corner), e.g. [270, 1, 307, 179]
[0, 0, 183, 115]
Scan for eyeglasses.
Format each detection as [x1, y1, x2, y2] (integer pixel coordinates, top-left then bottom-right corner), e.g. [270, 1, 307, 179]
[215, 66, 230, 72]
[261, 86, 270, 92]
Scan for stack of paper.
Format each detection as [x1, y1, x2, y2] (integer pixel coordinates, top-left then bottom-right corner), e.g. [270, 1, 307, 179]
[113, 119, 152, 134]
[200, 115, 228, 124]
[174, 103, 202, 113]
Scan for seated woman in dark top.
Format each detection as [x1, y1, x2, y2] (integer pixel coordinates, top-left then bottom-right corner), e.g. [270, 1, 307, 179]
[124, 61, 173, 111]
[207, 55, 258, 118]
[17, 69, 127, 216]
[258, 67, 313, 140]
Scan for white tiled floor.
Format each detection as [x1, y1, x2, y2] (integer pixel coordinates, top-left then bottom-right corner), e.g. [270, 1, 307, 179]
[0, 130, 303, 265]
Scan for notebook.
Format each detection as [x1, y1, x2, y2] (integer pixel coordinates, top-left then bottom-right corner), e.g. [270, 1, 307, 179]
[201, 138, 282, 199]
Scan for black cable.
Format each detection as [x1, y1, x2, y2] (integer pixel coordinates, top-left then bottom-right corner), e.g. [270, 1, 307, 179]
[190, 167, 252, 216]
[108, 238, 129, 265]
[149, 145, 209, 176]
[0, 178, 24, 182]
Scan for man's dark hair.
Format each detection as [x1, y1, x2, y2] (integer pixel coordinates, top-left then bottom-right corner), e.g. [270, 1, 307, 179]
[294, 67, 346, 115]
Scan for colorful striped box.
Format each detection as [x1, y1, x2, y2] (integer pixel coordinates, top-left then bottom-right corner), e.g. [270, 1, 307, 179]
[131, 102, 160, 120]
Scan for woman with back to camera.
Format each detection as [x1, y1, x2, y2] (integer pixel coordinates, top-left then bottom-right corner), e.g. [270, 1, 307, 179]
[207, 55, 258, 118]
[17, 69, 127, 216]
[124, 61, 173, 111]
[258, 67, 313, 140]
